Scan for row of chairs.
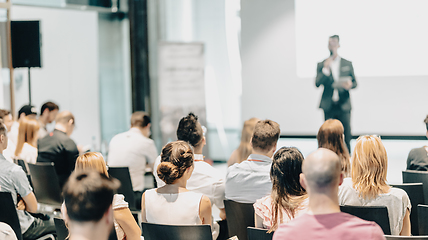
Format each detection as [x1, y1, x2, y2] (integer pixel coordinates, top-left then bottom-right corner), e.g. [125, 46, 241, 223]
[9, 162, 428, 239]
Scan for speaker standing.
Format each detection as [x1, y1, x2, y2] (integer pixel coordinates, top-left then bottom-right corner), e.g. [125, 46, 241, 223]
[315, 35, 357, 153]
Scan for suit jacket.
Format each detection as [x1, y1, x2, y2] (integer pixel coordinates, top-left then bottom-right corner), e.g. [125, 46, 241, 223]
[315, 57, 357, 111]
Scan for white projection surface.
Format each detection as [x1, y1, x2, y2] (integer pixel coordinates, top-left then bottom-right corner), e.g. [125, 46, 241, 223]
[295, 0, 428, 78]
[241, 0, 428, 137]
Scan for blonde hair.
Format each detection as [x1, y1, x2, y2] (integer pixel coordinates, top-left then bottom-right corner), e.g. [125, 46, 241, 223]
[351, 135, 389, 199]
[75, 152, 109, 177]
[15, 117, 40, 157]
[231, 118, 259, 166]
[317, 119, 351, 177]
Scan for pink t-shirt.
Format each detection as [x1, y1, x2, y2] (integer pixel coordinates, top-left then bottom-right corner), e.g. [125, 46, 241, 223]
[272, 212, 385, 240]
[253, 195, 309, 229]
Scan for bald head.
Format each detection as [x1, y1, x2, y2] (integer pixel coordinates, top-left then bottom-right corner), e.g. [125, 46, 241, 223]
[303, 148, 341, 191]
[55, 111, 75, 136]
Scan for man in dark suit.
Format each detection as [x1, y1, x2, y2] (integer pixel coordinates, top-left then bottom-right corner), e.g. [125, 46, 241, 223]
[316, 35, 357, 152]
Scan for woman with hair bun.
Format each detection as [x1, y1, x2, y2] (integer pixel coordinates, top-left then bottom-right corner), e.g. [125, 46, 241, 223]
[142, 141, 212, 227]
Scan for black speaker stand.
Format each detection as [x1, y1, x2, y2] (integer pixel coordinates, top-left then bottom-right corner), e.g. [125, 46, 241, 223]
[28, 67, 32, 105]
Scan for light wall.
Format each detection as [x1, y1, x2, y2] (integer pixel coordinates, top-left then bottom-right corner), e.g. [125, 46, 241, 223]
[11, 6, 100, 148]
[241, 0, 428, 136]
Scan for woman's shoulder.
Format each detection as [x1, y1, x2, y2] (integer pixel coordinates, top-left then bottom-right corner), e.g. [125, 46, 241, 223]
[388, 187, 410, 202]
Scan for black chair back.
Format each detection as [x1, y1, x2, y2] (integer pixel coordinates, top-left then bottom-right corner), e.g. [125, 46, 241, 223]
[54, 218, 68, 240]
[141, 222, 212, 240]
[418, 204, 428, 235]
[27, 163, 62, 206]
[0, 192, 23, 240]
[54, 218, 117, 240]
[107, 167, 136, 210]
[402, 170, 428, 204]
[390, 183, 424, 235]
[340, 205, 391, 235]
[247, 227, 274, 240]
[385, 236, 428, 239]
[224, 199, 255, 240]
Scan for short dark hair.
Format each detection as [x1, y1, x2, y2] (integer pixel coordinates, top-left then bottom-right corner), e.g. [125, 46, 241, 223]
[329, 35, 340, 42]
[41, 102, 59, 115]
[63, 170, 120, 222]
[176, 113, 203, 148]
[18, 105, 37, 119]
[130, 111, 151, 128]
[0, 121, 5, 136]
[251, 120, 280, 151]
[424, 115, 428, 131]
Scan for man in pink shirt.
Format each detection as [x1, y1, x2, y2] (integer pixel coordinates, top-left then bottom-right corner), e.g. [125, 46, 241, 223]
[273, 148, 385, 240]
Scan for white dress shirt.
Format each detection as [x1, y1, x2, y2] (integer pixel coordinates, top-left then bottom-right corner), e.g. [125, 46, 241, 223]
[322, 56, 341, 102]
[107, 128, 158, 192]
[225, 154, 273, 203]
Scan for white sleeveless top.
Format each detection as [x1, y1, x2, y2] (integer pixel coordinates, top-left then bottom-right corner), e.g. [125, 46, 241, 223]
[145, 189, 203, 225]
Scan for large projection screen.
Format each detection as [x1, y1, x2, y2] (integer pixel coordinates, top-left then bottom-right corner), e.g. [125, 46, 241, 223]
[241, 0, 428, 136]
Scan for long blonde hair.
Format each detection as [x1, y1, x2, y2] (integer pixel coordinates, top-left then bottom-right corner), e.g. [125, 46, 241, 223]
[15, 117, 40, 157]
[351, 135, 390, 199]
[229, 118, 259, 166]
[75, 152, 109, 177]
[317, 119, 351, 177]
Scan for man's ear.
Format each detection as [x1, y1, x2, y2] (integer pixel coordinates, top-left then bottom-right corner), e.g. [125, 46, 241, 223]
[300, 173, 307, 190]
[338, 172, 344, 186]
[104, 205, 114, 225]
[68, 119, 74, 126]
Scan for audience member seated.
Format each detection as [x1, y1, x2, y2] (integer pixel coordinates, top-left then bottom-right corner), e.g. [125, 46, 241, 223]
[254, 147, 308, 232]
[37, 111, 79, 188]
[317, 119, 351, 177]
[0, 110, 16, 162]
[14, 117, 40, 164]
[227, 117, 259, 167]
[338, 135, 411, 236]
[225, 119, 280, 203]
[0, 121, 57, 240]
[407, 114, 428, 171]
[74, 152, 141, 240]
[62, 170, 120, 240]
[273, 148, 385, 240]
[153, 113, 226, 230]
[38, 102, 59, 139]
[108, 111, 158, 207]
[9, 105, 38, 145]
[142, 141, 212, 232]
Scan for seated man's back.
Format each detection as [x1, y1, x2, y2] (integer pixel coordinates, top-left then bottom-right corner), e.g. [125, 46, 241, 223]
[273, 212, 384, 240]
[225, 119, 280, 203]
[225, 154, 272, 203]
[37, 129, 78, 188]
[107, 112, 157, 192]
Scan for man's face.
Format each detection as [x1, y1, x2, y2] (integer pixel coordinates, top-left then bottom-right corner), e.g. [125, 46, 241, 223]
[328, 37, 340, 52]
[48, 109, 59, 123]
[3, 114, 13, 132]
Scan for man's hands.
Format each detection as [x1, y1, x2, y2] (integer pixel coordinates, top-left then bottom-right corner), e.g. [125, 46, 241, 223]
[323, 57, 333, 69]
[16, 199, 26, 210]
[341, 80, 353, 90]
